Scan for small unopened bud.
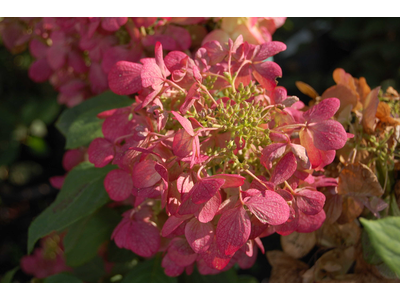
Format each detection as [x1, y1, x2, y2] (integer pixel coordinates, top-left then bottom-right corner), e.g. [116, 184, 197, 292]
[223, 72, 232, 80]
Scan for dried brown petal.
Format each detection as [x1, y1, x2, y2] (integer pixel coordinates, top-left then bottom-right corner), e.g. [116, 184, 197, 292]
[321, 84, 358, 115]
[266, 250, 309, 283]
[281, 231, 316, 259]
[302, 247, 355, 282]
[338, 163, 384, 198]
[336, 196, 364, 224]
[362, 86, 381, 133]
[316, 221, 361, 248]
[295, 81, 319, 99]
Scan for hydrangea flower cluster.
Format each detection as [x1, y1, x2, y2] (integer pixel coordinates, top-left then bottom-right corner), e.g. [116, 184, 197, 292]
[87, 36, 350, 276]
[0, 17, 285, 107]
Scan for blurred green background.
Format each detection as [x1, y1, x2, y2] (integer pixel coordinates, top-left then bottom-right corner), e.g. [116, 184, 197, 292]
[1, 17, 400, 283]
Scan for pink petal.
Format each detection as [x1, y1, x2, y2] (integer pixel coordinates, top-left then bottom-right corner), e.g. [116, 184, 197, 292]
[191, 178, 225, 204]
[29, 39, 47, 59]
[47, 45, 67, 70]
[162, 254, 185, 277]
[260, 143, 287, 169]
[271, 86, 287, 104]
[309, 120, 347, 151]
[236, 243, 258, 269]
[104, 169, 133, 201]
[164, 51, 187, 73]
[245, 190, 290, 225]
[141, 58, 164, 89]
[126, 220, 160, 257]
[172, 129, 193, 158]
[296, 209, 326, 233]
[68, 50, 88, 74]
[88, 138, 114, 168]
[249, 215, 270, 239]
[216, 206, 251, 256]
[199, 40, 227, 65]
[108, 61, 143, 95]
[179, 83, 200, 114]
[171, 111, 194, 136]
[201, 237, 233, 270]
[195, 192, 221, 223]
[154, 42, 170, 78]
[101, 108, 132, 141]
[167, 237, 197, 267]
[196, 258, 221, 275]
[49, 175, 65, 189]
[303, 97, 340, 123]
[62, 149, 85, 171]
[164, 25, 191, 51]
[177, 173, 194, 194]
[89, 62, 109, 94]
[253, 41, 287, 62]
[131, 17, 157, 28]
[252, 61, 282, 91]
[161, 214, 191, 237]
[274, 204, 299, 236]
[131, 160, 161, 188]
[29, 58, 53, 83]
[270, 152, 297, 186]
[101, 17, 128, 32]
[299, 128, 335, 169]
[210, 174, 245, 188]
[185, 218, 214, 254]
[295, 188, 325, 215]
[234, 63, 252, 88]
[102, 45, 142, 74]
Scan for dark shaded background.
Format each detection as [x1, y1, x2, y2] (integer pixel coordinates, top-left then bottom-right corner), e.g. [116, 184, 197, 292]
[1, 17, 400, 282]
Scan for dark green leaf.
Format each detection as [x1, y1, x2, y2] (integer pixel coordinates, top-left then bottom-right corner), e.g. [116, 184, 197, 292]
[72, 256, 106, 282]
[360, 217, 400, 276]
[238, 275, 259, 283]
[389, 196, 400, 217]
[107, 242, 138, 263]
[361, 229, 382, 265]
[43, 273, 83, 283]
[64, 207, 120, 267]
[122, 255, 177, 283]
[28, 162, 115, 253]
[0, 140, 19, 166]
[55, 91, 132, 149]
[1, 267, 19, 283]
[374, 262, 400, 279]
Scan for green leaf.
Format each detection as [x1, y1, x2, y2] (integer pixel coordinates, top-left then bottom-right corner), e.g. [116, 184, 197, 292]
[55, 91, 132, 149]
[27, 162, 115, 253]
[107, 242, 138, 263]
[43, 273, 83, 283]
[389, 196, 400, 217]
[64, 207, 120, 267]
[360, 217, 400, 276]
[72, 256, 106, 282]
[361, 229, 382, 265]
[122, 255, 177, 283]
[1, 267, 19, 283]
